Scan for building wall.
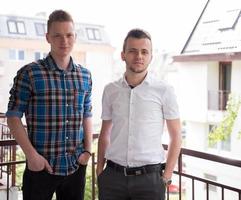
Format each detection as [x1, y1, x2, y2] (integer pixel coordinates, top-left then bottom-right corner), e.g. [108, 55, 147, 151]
[177, 62, 208, 123]
[85, 51, 113, 129]
[173, 59, 241, 200]
[232, 61, 241, 95]
[230, 61, 241, 158]
[207, 62, 219, 92]
[0, 26, 114, 130]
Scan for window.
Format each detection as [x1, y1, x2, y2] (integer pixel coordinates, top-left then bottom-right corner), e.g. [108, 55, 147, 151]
[8, 21, 17, 33]
[7, 20, 26, 34]
[219, 62, 231, 110]
[34, 52, 47, 60]
[35, 23, 46, 36]
[208, 125, 231, 151]
[76, 27, 85, 39]
[9, 49, 25, 61]
[17, 22, 26, 34]
[204, 173, 217, 192]
[18, 50, 24, 60]
[219, 9, 241, 31]
[86, 28, 101, 40]
[9, 49, 16, 60]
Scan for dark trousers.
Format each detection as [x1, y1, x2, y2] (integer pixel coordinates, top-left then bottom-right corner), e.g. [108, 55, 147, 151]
[22, 165, 87, 200]
[98, 166, 166, 200]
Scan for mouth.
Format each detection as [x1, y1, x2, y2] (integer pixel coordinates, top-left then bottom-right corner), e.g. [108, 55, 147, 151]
[133, 62, 143, 65]
[60, 46, 68, 50]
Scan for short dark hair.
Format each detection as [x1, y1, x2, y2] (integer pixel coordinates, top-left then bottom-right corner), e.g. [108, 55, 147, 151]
[123, 28, 152, 52]
[47, 10, 74, 32]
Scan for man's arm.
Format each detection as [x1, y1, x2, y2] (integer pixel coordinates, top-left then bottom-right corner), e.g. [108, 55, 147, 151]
[78, 117, 93, 165]
[96, 120, 112, 176]
[7, 117, 52, 172]
[163, 119, 182, 179]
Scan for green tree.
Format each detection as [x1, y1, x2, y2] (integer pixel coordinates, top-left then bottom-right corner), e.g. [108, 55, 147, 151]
[209, 94, 241, 146]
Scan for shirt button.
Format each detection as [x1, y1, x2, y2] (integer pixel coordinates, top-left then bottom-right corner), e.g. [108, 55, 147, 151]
[66, 120, 69, 123]
[66, 136, 69, 140]
[66, 103, 69, 107]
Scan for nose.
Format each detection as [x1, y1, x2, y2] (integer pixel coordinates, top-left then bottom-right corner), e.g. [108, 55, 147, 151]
[136, 51, 143, 59]
[60, 36, 68, 43]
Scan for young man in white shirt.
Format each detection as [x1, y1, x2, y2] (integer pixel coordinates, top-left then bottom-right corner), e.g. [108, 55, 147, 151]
[97, 28, 182, 200]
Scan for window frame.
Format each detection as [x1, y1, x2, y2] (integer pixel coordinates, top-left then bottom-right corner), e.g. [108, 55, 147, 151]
[7, 20, 26, 35]
[86, 28, 102, 41]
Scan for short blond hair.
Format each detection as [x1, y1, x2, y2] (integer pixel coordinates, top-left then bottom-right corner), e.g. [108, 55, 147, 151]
[47, 10, 73, 32]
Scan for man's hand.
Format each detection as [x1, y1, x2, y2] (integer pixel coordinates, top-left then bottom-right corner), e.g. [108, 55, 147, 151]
[96, 166, 103, 177]
[27, 152, 53, 173]
[78, 152, 91, 165]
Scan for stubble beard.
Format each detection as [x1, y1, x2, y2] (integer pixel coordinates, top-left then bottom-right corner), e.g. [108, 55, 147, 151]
[129, 65, 147, 74]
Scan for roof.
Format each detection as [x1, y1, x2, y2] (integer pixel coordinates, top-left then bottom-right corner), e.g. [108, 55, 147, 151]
[0, 14, 111, 45]
[179, 0, 241, 58]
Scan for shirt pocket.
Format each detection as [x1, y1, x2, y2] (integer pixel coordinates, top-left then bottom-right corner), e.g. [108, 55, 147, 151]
[73, 84, 89, 113]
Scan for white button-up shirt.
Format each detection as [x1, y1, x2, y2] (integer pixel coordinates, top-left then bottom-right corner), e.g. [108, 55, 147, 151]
[101, 73, 179, 167]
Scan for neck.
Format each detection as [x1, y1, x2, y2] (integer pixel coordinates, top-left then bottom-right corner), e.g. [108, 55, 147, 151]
[51, 53, 70, 70]
[125, 71, 147, 87]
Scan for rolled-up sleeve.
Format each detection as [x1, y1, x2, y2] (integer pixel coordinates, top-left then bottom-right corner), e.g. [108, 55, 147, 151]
[83, 72, 92, 118]
[6, 67, 31, 118]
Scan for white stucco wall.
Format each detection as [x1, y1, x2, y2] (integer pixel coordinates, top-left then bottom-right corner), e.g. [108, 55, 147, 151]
[207, 62, 219, 92]
[185, 121, 207, 150]
[177, 62, 208, 123]
[175, 59, 241, 200]
[85, 52, 113, 130]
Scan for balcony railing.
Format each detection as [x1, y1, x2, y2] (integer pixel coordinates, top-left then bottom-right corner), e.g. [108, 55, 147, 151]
[1, 128, 241, 200]
[0, 135, 241, 200]
[208, 90, 230, 111]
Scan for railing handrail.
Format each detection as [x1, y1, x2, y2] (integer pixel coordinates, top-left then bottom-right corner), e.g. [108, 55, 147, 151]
[0, 139, 17, 146]
[181, 146, 241, 168]
[1, 138, 241, 167]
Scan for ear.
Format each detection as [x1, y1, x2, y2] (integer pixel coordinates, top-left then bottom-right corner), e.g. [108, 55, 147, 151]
[121, 51, 125, 61]
[46, 33, 50, 43]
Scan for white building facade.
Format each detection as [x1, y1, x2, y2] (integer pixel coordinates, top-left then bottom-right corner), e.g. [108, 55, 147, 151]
[173, 0, 241, 199]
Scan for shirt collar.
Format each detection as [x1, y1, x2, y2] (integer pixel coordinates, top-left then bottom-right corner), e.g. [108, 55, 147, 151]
[43, 53, 77, 72]
[121, 72, 152, 87]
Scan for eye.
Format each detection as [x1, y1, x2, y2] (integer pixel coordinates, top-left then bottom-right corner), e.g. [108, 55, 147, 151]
[67, 33, 75, 38]
[142, 50, 149, 55]
[53, 34, 61, 38]
[128, 49, 138, 54]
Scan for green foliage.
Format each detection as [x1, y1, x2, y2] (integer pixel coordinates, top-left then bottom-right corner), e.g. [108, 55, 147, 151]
[15, 148, 26, 189]
[209, 94, 241, 146]
[84, 166, 93, 200]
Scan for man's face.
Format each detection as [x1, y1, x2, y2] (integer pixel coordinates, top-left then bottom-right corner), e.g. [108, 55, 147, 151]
[46, 21, 76, 58]
[121, 37, 152, 74]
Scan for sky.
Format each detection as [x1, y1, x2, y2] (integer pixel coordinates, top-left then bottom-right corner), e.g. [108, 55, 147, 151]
[0, 0, 207, 53]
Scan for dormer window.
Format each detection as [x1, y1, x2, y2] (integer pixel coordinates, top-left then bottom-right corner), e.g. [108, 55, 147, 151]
[7, 20, 26, 34]
[35, 23, 46, 36]
[218, 9, 241, 31]
[86, 28, 101, 41]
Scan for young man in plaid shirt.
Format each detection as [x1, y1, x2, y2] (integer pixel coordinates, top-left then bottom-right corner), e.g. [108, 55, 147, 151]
[6, 10, 93, 200]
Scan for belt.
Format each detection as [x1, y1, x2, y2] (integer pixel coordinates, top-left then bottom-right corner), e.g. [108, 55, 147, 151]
[107, 160, 166, 176]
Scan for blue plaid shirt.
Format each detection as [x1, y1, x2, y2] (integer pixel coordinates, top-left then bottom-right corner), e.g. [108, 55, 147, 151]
[6, 54, 92, 176]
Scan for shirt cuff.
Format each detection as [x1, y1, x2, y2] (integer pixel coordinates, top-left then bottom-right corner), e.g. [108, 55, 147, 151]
[5, 110, 23, 118]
